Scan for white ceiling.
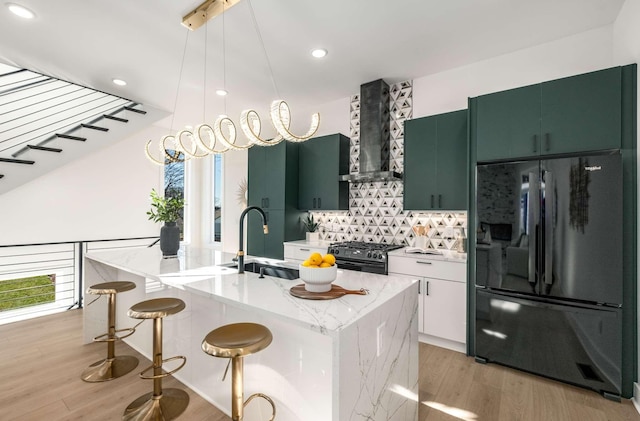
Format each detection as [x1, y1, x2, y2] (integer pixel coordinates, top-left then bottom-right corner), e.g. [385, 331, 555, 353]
[0, 0, 626, 132]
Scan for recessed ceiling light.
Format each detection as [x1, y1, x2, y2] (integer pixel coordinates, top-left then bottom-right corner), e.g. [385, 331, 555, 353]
[6, 3, 35, 19]
[112, 78, 127, 86]
[311, 48, 328, 58]
[215, 89, 228, 96]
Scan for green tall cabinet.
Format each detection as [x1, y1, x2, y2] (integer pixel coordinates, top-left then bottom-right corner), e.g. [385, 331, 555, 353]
[475, 66, 622, 161]
[298, 133, 350, 210]
[403, 109, 468, 210]
[467, 64, 636, 398]
[247, 142, 303, 259]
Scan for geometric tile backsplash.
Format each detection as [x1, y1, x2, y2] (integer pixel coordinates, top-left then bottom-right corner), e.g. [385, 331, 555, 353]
[310, 80, 467, 250]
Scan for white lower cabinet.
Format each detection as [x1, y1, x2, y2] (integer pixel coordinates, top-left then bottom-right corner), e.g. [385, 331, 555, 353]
[283, 241, 329, 264]
[389, 252, 467, 352]
[421, 278, 466, 343]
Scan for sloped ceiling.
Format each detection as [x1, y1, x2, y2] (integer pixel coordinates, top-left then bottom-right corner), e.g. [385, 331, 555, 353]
[0, 0, 626, 133]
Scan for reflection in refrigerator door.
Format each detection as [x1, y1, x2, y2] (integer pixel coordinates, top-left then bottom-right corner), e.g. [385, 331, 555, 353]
[476, 290, 621, 396]
[475, 151, 624, 397]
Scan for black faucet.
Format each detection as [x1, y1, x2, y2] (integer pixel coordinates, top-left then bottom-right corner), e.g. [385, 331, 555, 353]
[237, 206, 269, 274]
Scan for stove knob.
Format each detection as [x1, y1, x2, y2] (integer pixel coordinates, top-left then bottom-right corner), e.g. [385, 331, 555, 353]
[333, 249, 339, 255]
[379, 254, 384, 260]
[366, 251, 372, 258]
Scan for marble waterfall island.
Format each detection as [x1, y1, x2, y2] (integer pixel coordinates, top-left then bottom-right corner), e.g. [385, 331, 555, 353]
[84, 247, 419, 421]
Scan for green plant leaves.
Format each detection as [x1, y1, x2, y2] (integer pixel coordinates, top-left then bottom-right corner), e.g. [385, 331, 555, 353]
[147, 188, 185, 223]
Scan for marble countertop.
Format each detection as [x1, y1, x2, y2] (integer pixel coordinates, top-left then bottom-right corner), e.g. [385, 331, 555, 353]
[388, 247, 467, 263]
[85, 246, 417, 337]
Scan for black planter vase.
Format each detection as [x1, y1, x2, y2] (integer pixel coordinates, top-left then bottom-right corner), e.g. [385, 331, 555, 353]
[160, 222, 180, 257]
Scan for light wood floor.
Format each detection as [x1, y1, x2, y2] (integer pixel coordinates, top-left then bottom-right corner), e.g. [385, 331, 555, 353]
[1, 310, 639, 421]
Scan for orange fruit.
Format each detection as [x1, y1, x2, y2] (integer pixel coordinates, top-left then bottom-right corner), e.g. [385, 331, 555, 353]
[322, 254, 336, 266]
[309, 252, 323, 266]
[308, 264, 320, 268]
[319, 262, 331, 268]
[301, 260, 312, 267]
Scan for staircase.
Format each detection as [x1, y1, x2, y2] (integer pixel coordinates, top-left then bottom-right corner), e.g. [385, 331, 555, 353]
[0, 63, 168, 195]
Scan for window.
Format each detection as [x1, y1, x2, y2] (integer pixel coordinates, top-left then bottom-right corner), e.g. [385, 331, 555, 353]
[212, 154, 223, 243]
[164, 150, 185, 239]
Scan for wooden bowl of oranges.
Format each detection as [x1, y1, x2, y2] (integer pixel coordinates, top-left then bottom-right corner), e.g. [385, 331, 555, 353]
[299, 252, 337, 292]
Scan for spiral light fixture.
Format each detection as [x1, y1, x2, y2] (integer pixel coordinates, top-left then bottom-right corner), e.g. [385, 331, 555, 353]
[144, 0, 321, 166]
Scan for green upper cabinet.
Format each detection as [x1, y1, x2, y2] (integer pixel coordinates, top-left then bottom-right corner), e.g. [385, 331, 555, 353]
[404, 109, 468, 211]
[247, 141, 303, 259]
[247, 142, 288, 210]
[298, 133, 350, 211]
[540, 67, 621, 155]
[475, 84, 540, 161]
[404, 115, 437, 210]
[474, 66, 623, 162]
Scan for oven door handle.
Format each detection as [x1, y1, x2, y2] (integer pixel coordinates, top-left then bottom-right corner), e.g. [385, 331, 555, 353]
[335, 259, 385, 271]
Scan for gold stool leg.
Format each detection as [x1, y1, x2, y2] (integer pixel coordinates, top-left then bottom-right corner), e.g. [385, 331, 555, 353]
[82, 292, 138, 382]
[231, 356, 243, 421]
[229, 355, 276, 421]
[123, 317, 189, 421]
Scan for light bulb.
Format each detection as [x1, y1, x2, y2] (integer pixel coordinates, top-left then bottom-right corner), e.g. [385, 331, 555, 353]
[6, 3, 35, 19]
[311, 48, 327, 58]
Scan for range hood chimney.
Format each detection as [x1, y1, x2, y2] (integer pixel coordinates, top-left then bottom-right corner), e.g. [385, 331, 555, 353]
[340, 79, 402, 183]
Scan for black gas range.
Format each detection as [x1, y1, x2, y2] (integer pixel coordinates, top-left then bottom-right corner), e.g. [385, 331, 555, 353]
[328, 241, 404, 275]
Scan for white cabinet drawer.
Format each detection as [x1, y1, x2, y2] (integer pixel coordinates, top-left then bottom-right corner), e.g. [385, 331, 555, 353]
[388, 255, 466, 282]
[284, 243, 328, 262]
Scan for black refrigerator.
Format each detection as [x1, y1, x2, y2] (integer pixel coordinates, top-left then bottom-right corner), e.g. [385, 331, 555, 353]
[475, 151, 623, 398]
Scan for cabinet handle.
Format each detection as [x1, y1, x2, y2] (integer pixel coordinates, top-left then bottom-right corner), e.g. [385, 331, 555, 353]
[266, 198, 270, 208]
[545, 133, 550, 151]
[533, 134, 538, 153]
[430, 194, 434, 208]
[426, 280, 430, 296]
[416, 261, 432, 265]
[299, 248, 310, 251]
[318, 197, 321, 208]
[313, 198, 317, 208]
[438, 194, 442, 208]
[261, 198, 265, 207]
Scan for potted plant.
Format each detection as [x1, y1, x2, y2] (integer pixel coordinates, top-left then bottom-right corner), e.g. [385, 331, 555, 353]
[147, 188, 185, 257]
[302, 213, 320, 242]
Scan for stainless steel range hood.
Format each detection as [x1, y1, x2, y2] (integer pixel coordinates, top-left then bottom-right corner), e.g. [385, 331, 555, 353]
[340, 79, 402, 183]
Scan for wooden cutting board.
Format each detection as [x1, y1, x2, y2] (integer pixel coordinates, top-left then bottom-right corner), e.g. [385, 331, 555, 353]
[289, 284, 368, 300]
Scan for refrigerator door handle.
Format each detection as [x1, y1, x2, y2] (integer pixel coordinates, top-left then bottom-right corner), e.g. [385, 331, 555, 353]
[528, 172, 538, 287]
[544, 171, 553, 286]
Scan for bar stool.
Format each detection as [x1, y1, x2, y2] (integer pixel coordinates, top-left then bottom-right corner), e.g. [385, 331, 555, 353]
[202, 323, 276, 421]
[81, 281, 138, 382]
[123, 298, 189, 421]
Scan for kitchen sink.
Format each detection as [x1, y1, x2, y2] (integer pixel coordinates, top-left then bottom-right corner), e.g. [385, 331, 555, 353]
[220, 261, 299, 280]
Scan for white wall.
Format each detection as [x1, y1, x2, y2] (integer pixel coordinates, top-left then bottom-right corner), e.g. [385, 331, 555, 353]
[0, 125, 165, 246]
[412, 25, 614, 118]
[612, 0, 640, 406]
[218, 148, 247, 254]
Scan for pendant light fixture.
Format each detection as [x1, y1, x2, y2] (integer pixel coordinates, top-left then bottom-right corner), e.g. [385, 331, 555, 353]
[145, 0, 321, 165]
